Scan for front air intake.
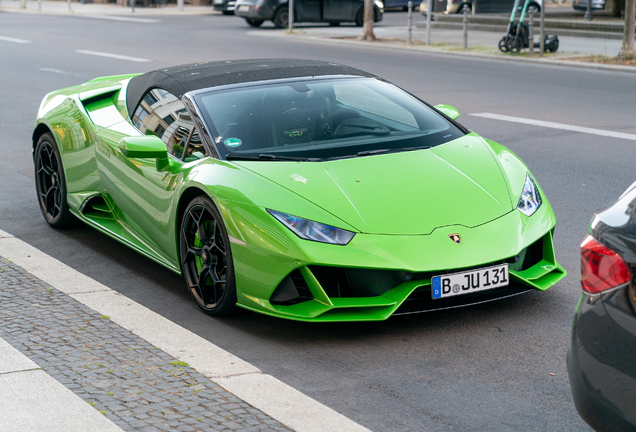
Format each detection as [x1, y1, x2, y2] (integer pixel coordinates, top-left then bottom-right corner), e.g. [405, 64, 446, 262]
[269, 270, 313, 306]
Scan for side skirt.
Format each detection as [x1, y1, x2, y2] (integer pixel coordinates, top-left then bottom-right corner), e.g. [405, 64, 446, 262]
[68, 192, 181, 275]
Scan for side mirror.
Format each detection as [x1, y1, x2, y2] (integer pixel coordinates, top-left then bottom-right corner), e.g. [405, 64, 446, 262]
[119, 136, 170, 171]
[434, 104, 461, 120]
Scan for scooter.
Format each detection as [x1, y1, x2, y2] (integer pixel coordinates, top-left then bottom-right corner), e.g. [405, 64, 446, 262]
[498, 0, 559, 53]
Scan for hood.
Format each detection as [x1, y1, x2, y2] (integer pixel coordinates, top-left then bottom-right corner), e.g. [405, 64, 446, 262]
[235, 135, 514, 235]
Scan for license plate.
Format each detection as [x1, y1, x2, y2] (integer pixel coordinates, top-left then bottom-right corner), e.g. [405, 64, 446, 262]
[214, 0, 223, 4]
[432, 264, 509, 299]
[237, 4, 248, 10]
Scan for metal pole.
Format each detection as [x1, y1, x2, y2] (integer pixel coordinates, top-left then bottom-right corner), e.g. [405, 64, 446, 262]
[132, 0, 136, 12]
[539, 0, 544, 56]
[426, 0, 432, 44]
[528, 9, 534, 56]
[289, 0, 294, 31]
[463, 6, 468, 49]
[177, 0, 183, 12]
[584, 0, 592, 20]
[407, 1, 413, 45]
[38, 0, 41, 11]
[68, 0, 71, 12]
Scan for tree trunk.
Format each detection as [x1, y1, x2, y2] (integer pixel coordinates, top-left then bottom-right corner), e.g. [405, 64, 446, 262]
[618, 0, 635, 60]
[359, 0, 376, 41]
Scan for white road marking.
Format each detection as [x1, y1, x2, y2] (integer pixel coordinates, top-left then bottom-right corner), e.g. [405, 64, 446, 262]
[39, 67, 82, 76]
[75, 49, 150, 63]
[470, 113, 636, 142]
[0, 36, 31, 44]
[82, 15, 160, 23]
[0, 229, 370, 432]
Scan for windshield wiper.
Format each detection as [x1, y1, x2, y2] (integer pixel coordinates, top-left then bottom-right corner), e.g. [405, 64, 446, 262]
[356, 149, 391, 157]
[396, 145, 432, 152]
[226, 153, 312, 162]
[356, 146, 432, 157]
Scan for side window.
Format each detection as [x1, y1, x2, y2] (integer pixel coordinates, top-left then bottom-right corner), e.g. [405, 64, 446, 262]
[132, 88, 193, 160]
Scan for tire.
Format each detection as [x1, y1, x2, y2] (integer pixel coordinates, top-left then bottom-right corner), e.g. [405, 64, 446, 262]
[180, 196, 237, 317]
[222, 10, 234, 15]
[34, 132, 75, 228]
[273, 7, 289, 28]
[498, 36, 509, 52]
[329, 22, 340, 26]
[355, 7, 364, 26]
[507, 37, 523, 53]
[245, 18, 264, 27]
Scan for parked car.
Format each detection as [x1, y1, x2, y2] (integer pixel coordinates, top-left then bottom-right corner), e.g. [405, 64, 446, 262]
[213, 0, 236, 14]
[446, 0, 540, 14]
[235, 0, 383, 28]
[384, 0, 421, 9]
[567, 182, 636, 431]
[32, 58, 566, 321]
[572, 0, 605, 11]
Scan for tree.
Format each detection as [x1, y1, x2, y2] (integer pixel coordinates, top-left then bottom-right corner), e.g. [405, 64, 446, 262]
[618, 0, 635, 61]
[359, 0, 376, 41]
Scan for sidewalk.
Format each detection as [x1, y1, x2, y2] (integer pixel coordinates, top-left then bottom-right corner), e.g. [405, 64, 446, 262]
[290, 24, 624, 57]
[0, 229, 369, 432]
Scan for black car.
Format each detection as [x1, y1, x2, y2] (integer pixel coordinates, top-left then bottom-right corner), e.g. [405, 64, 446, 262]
[213, 0, 236, 14]
[235, 0, 383, 28]
[567, 182, 636, 432]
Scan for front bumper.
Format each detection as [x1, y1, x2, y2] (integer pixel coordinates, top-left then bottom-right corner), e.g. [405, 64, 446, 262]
[213, 1, 236, 12]
[234, 3, 273, 20]
[224, 199, 566, 322]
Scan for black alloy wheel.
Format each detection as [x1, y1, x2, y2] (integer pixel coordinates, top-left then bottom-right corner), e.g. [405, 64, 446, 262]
[273, 7, 289, 28]
[34, 133, 75, 228]
[180, 196, 237, 316]
[245, 18, 264, 27]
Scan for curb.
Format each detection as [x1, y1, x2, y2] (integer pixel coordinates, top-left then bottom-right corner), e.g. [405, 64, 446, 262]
[263, 31, 636, 74]
[0, 229, 371, 432]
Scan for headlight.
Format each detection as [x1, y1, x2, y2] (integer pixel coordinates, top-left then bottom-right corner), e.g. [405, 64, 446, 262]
[374, 0, 384, 9]
[517, 174, 542, 217]
[267, 210, 355, 245]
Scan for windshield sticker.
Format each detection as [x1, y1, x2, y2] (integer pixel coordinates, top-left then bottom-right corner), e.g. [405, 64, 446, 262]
[284, 128, 308, 138]
[224, 138, 242, 148]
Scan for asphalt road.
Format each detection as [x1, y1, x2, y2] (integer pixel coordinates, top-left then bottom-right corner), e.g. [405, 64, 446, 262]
[2, 10, 635, 431]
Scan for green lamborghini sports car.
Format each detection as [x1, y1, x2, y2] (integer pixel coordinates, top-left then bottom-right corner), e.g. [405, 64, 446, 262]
[32, 59, 566, 321]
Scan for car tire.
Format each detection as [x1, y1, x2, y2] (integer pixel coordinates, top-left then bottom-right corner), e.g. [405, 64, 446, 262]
[355, 7, 364, 26]
[245, 18, 264, 27]
[273, 7, 289, 28]
[222, 10, 234, 15]
[34, 132, 76, 229]
[180, 196, 237, 317]
[329, 22, 340, 26]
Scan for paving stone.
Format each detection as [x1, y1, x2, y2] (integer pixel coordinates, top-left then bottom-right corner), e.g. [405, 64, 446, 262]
[0, 259, 290, 432]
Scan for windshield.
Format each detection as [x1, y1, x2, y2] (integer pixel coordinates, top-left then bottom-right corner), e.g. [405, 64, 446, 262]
[194, 77, 465, 161]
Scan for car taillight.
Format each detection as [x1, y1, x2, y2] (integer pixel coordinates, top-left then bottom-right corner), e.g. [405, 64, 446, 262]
[581, 235, 631, 295]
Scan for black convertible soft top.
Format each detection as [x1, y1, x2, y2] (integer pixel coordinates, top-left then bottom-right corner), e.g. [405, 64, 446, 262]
[126, 59, 373, 118]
